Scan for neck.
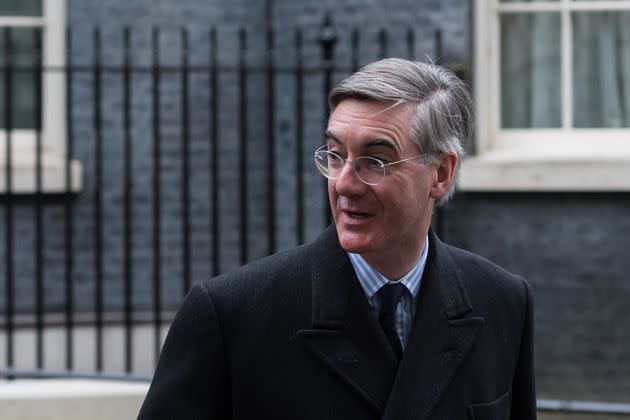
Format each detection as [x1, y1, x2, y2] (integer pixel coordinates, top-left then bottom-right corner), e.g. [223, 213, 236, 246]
[361, 236, 426, 281]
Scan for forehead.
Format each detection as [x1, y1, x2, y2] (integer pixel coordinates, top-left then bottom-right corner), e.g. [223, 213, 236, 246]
[327, 99, 415, 151]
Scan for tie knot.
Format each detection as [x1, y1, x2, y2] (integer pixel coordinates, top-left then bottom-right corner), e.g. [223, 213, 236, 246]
[380, 282, 406, 316]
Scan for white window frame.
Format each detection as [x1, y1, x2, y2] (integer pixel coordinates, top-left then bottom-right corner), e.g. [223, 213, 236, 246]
[460, 0, 630, 191]
[0, 0, 81, 194]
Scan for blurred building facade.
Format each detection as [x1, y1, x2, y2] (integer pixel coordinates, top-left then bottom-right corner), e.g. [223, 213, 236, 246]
[0, 0, 629, 405]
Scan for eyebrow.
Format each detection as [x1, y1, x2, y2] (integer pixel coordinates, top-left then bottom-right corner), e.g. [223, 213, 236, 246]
[324, 130, 398, 152]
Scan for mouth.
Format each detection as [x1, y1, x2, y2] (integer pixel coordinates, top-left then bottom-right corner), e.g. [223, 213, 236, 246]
[342, 210, 373, 220]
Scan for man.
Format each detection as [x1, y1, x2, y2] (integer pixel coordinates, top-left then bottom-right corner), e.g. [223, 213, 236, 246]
[138, 58, 536, 419]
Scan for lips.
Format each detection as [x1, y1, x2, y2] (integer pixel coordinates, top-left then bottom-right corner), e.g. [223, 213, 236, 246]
[340, 208, 374, 221]
[346, 211, 370, 219]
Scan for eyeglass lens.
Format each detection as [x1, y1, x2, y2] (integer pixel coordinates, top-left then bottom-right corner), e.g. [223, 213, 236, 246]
[315, 150, 385, 185]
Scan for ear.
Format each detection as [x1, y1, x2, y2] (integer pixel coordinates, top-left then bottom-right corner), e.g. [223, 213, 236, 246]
[430, 152, 458, 200]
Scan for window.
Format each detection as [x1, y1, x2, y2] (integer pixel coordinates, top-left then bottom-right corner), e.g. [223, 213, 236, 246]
[461, 0, 630, 191]
[0, 0, 81, 193]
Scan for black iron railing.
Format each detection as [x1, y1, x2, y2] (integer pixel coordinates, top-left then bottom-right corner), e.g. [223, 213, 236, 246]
[0, 19, 446, 377]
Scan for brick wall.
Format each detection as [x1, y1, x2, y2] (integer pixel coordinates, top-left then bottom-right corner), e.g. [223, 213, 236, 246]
[443, 193, 630, 402]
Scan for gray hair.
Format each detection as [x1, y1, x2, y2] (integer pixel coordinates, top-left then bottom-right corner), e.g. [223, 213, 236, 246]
[329, 58, 473, 205]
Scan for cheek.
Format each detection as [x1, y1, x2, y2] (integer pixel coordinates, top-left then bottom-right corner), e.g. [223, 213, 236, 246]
[328, 182, 337, 202]
[386, 178, 430, 220]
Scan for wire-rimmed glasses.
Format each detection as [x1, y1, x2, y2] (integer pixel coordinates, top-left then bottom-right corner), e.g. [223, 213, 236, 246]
[313, 145, 432, 186]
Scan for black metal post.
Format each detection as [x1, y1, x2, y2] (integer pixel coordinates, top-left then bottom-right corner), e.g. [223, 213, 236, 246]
[64, 26, 75, 371]
[122, 26, 134, 374]
[3, 26, 15, 375]
[434, 29, 442, 64]
[92, 27, 104, 372]
[351, 28, 359, 72]
[266, 28, 276, 255]
[295, 28, 304, 245]
[181, 28, 191, 294]
[378, 29, 387, 58]
[318, 13, 337, 227]
[151, 27, 163, 362]
[209, 27, 219, 277]
[406, 28, 415, 59]
[238, 28, 248, 265]
[432, 28, 444, 239]
[33, 27, 44, 370]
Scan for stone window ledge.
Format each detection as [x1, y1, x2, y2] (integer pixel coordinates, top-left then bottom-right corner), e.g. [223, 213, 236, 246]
[459, 153, 630, 192]
[0, 152, 82, 194]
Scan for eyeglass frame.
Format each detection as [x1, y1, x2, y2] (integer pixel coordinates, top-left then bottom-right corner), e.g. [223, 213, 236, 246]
[314, 145, 434, 186]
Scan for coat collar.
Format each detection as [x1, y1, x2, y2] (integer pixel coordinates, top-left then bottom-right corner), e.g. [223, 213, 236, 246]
[296, 225, 483, 419]
[381, 228, 483, 420]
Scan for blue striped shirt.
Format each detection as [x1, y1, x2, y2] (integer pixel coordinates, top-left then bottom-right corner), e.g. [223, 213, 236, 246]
[348, 237, 429, 350]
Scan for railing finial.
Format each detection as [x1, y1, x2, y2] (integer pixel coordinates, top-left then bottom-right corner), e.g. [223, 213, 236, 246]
[318, 12, 338, 62]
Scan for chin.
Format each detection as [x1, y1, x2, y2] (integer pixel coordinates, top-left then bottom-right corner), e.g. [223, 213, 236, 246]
[336, 230, 375, 255]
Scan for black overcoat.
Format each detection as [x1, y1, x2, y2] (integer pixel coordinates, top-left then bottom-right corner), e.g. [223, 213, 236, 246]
[138, 225, 536, 419]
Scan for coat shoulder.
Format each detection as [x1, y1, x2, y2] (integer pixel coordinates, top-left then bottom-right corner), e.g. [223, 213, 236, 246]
[199, 225, 340, 304]
[442, 242, 531, 304]
[196, 241, 315, 314]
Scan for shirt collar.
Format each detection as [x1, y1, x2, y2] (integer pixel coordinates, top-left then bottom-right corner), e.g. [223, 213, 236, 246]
[348, 235, 429, 300]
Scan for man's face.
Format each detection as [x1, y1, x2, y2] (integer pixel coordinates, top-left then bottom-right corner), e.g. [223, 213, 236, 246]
[326, 99, 438, 267]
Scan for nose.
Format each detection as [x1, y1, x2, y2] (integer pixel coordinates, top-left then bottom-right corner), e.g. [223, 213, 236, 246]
[334, 159, 366, 196]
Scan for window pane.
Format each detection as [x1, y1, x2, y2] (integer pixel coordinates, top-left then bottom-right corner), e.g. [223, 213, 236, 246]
[0, 27, 40, 129]
[0, 0, 42, 16]
[501, 13, 562, 128]
[573, 12, 630, 128]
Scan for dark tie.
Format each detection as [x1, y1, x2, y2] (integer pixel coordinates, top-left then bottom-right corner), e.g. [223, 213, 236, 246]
[379, 282, 406, 360]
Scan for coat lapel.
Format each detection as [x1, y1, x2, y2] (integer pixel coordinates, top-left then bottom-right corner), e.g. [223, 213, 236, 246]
[295, 225, 398, 415]
[295, 226, 484, 419]
[382, 231, 484, 420]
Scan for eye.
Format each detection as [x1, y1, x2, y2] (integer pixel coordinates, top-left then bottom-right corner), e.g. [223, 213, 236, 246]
[358, 157, 385, 171]
[327, 152, 344, 167]
[370, 156, 389, 165]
